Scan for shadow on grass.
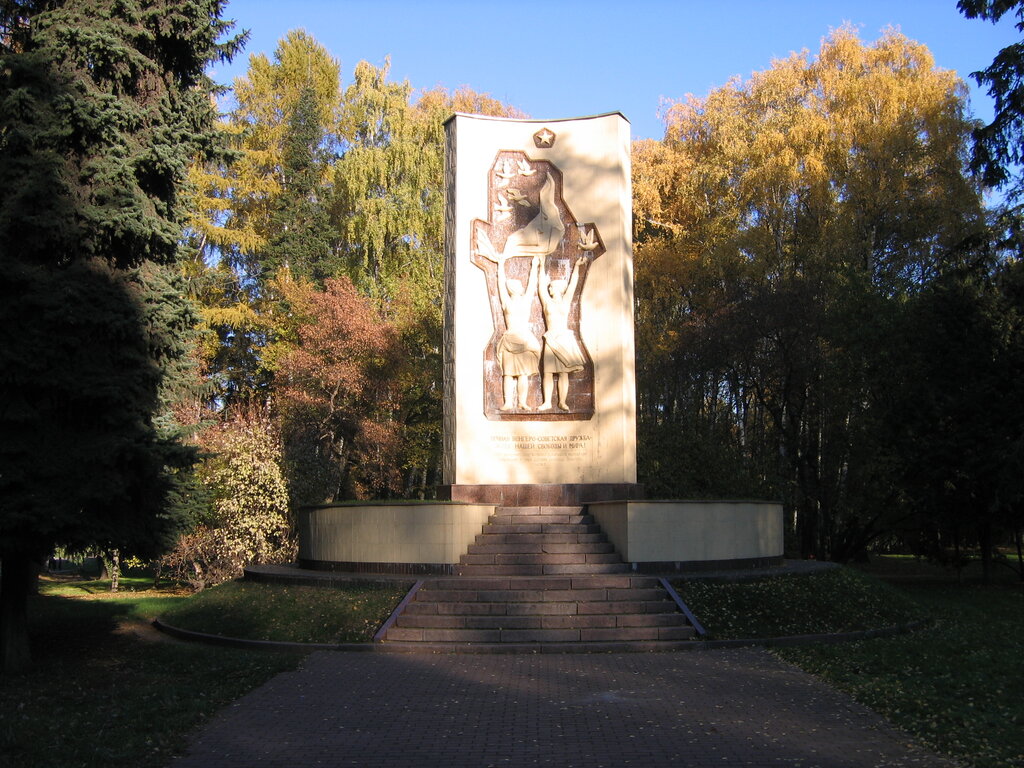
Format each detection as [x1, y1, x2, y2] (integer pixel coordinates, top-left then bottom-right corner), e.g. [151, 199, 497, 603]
[777, 564, 1024, 768]
[158, 581, 409, 644]
[0, 587, 300, 768]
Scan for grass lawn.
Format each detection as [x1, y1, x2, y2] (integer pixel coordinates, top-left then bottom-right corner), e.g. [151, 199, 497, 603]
[0, 576, 301, 768]
[158, 580, 410, 644]
[5, 563, 1020, 768]
[779, 576, 1024, 768]
[676, 562, 1023, 768]
[674, 566, 926, 639]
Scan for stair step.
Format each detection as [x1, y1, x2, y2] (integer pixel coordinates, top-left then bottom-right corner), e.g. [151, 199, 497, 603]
[459, 552, 623, 566]
[396, 612, 686, 631]
[482, 523, 603, 535]
[577, 600, 680, 614]
[409, 600, 680, 617]
[475, 536, 610, 548]
[466, 542, 615, 555]
[489, 514, 591, 525]
[385, 624, 695, 644]
[454, 564, 545, 576]
[422, 575, 658, 591]
[537, 563, 630, 574]
[376, 640, 700, 654]
[455, 563, 629, 576]
[376, 504, 695, 651]
[495, 506, 584, 515]
[419, 587, 634, 602]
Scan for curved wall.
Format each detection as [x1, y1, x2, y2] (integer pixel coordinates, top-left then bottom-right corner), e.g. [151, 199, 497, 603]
[589, 501, 784, 571]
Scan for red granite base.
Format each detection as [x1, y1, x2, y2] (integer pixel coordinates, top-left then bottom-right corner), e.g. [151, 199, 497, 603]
[438, 483, 644, 506]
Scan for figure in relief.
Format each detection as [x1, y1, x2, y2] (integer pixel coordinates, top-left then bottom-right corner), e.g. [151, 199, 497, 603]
[474, 155, 602, 419]
[501, 173, 565, 258]
[477, 171, 568, 412]
[539, 256, 587, 410]
[495, 253, 542, 410]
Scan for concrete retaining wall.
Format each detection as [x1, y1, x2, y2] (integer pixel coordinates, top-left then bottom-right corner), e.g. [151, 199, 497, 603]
[299, 499, 784, 573]
[299, 503, 494, 566]
[589, 501, 784, 567]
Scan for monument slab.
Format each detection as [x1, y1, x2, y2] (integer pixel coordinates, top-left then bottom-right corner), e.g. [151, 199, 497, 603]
[443, 113, 636, 496]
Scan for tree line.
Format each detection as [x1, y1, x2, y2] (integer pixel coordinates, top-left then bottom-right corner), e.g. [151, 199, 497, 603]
[632, 24, 1024, 573]
[2, 0, 1023, 673]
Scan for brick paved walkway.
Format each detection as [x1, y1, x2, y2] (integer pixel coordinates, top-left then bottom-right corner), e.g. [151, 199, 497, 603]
[172, 649, 956, 767]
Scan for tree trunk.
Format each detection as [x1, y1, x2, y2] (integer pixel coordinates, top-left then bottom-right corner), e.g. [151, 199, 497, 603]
[1014, 527, 1023, 583]
[109, 549, 120, 593]
[1, 549, 34, 675]
[978, 520, 993, 585]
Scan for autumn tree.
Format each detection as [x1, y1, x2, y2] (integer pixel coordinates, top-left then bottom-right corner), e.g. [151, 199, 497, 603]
[184, 30, 342, 401]
[633, 27, 986, 559]
[159, 407, 291, 589]
[276, 276, 405, 501]
[0, 0, 239, 672]
[185, 33, 522, 494]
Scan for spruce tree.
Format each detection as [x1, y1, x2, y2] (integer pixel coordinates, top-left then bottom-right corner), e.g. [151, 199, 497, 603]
[265, 85, 339, 285]
[0, 0, 240, 673]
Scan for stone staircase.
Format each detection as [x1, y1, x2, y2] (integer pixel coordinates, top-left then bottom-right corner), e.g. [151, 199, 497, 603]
[378, 506, 696, 651]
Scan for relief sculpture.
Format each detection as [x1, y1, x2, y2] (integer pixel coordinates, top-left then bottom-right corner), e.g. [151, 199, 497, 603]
[472, 148, 605, 421]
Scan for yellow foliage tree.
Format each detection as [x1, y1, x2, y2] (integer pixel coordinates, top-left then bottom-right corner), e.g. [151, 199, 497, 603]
[632, 27, 985, 559]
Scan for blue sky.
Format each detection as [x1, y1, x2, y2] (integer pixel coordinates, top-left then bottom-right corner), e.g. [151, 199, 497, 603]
[212, 0, 1021, 141]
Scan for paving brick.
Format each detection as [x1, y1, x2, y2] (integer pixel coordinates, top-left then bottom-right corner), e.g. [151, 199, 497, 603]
[605, 587, 664, 601]
[541, 523, 601, 533]
[462, 615, 542, 630]
[541, 614, 617, 629]
[384, 627, 423, 641]
[494, 553, 579, 565]
[459, 553, 496, 565]
[396, 614, 466, 629]
[467, 542, 544, 554]
[580, 626, 661, 642]
[499, 628, 580, 643]
[402, 602, 437, 615]
[420, 628, 501, 643]
[542, 563, 629, 575]
[658, 625, 697, 641]
[643, 600, 681, 613]
[433, 602, 507, 615]
[484, 523, 543, 534]
[576, 600, 645, 614]
[507, 576, 573, 590]
[584, 552, 624, 564]
[571, 575, 639, 589]
[426, 577, 511, 591]
[616, 612, 685, 628]
[505, 601, 577, 616]
[174, 650, 959, 768]
[542, 541, 614, 554]
[492, 513, 587, 525]
[456, 564, 546, 576]
[540, 588, 607, 601]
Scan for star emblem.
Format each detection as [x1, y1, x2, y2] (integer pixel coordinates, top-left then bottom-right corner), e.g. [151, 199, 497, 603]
[533, 128, 556, 148]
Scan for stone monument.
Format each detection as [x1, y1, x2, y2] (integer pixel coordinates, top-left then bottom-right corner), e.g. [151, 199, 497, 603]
[441, 113, 639, 505]
[297, 112, 784, 575]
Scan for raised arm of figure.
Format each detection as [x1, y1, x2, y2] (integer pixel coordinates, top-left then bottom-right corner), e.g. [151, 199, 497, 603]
[527, 255, 541, 297]
[496, 254, 509, 303]
[566, 255, 585, 300]
[538, 256, 551, 308]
